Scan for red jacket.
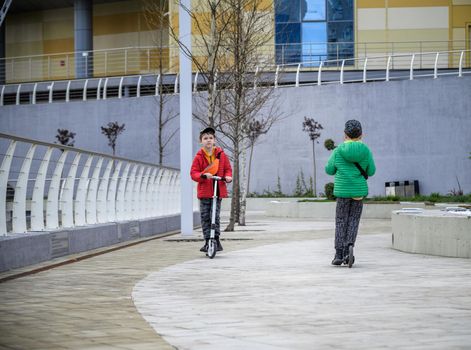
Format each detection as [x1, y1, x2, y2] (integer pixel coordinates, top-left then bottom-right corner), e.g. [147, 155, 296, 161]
[191, 147, 232, 199]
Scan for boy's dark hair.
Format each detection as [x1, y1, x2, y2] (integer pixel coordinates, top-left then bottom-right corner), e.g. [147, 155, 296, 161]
[344, 120, 362, 139]
[199, 127, 216, 140]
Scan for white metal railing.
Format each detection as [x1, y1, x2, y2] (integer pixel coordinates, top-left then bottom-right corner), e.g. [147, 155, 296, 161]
[0, 133, 199, 235]
[0, 40, 467, 84]
[1, 49, 469, 106]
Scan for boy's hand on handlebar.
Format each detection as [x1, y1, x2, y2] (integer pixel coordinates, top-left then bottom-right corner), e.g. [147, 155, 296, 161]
[203, 173, 213, 179]
[225, 176, 232, 183]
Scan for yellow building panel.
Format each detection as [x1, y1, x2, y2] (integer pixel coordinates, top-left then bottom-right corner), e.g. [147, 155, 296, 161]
[356, 30, 388, 43]
[41, 7, 74, 21]
[357, 8, 386, 30]
[388, 0, 450, 7]
[6, 22, 43, 44]
[94, 1, 142, 16]
[138, 29, 170, 47]
[451, 28, 466, 50]
[243, 0, 274, 11]
[453, 0, 471, 4]
[388, 7, 449, 29]
[140, 12, 169, 31]
[43, 38, 74, 54]
[94, 32, 140, 50]
[452, 5, 471, 26]
[43, 21, 74, 41]
[7, 11, 43, 24]
[387, 29, 450, 47]
[357, 0, 386, 8]
[6, 41, 43, 57]
[94, 12, 140, 36]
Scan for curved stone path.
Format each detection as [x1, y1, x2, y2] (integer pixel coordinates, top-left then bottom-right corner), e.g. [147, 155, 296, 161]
[133, 235, 471, 350]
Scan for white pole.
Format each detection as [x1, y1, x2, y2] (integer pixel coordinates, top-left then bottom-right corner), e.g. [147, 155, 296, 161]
[179, 0, 193, 235]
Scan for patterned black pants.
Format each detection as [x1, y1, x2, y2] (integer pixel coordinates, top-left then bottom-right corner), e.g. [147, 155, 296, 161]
[335, 198, 363, 250]
[200, 198, 221, 240]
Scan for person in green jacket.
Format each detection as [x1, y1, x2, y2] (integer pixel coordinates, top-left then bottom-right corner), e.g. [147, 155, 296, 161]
[325, 120, 376, 266]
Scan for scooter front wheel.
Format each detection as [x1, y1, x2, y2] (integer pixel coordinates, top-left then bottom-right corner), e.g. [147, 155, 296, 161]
[207, 238, 217, 259]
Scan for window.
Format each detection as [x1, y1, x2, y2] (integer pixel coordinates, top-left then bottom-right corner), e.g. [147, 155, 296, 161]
[302, 0, 326, 21]
[302, 22, 327, 64]
[275, 0, 354, 65]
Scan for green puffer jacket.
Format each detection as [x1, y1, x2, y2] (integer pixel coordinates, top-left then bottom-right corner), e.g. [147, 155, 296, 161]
[325, 140, 376, 198]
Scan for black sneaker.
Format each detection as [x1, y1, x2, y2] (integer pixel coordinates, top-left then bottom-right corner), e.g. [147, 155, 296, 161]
[200, 239, 209, 252]
[216, 238, 223, 251]
[331, 249, 343, 265]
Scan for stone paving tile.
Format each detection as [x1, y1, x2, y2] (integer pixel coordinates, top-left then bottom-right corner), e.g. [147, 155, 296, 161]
[0, 214, 346, 349]
[133, 232, 471, 350]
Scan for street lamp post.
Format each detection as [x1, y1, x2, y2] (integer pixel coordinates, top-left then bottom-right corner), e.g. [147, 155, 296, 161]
[179, 0, 193, 235]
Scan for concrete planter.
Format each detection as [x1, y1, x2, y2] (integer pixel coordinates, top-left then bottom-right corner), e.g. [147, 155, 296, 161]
[392, 210, 471, 258]
[265, 200, 428, 220]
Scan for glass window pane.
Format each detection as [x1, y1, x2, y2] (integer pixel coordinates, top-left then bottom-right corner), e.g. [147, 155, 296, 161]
[327, 21, 354, 62]
[327, 0, 353, 21]
[276, 23, 301, 44]
[275, 0, 300, 23]
[302, 22, 327, 64]
[301, 0, 326, 21]
[327, 21, 353, 42]
[276, 23, 302, 64]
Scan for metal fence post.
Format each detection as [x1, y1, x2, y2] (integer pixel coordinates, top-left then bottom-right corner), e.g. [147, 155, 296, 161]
[125, 49, 128, 75]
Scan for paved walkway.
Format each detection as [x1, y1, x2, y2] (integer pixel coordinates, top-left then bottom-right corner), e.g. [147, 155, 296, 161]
[1, 212, 470, 349]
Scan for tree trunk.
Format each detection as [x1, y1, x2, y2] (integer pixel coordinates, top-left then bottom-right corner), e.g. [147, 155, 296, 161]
[225, 148, 239, 231]
[158, 6, 165, 165]
[312, 140, 316, 197]
[239, 141, 247, 226]
[247, 143, 254, 196]
[207, 1, 217, 126]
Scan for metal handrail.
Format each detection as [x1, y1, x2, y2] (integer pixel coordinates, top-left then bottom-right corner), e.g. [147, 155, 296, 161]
[0, 132, 198, 236]
[1, 49, 469, 106]
[1, 40, 467, 84]
[0, 132, 179, 171]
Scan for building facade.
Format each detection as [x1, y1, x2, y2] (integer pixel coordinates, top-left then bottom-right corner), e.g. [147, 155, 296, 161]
[1, 0, 470, 83]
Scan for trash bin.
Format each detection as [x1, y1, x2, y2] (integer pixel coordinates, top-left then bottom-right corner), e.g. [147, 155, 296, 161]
[385, 180, 419, 198]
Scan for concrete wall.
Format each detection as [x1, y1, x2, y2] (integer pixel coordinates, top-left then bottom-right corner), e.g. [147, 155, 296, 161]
[0, 212, 201, 273]
[1, 76, 471, 196]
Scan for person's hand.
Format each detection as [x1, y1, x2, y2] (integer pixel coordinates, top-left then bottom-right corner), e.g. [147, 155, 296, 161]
[225, 176, 232, 183]
[203, 173, 213, 179]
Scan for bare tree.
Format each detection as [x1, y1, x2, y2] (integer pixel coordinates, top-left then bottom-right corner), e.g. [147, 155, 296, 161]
[101, 122, 126, 156]
[302, 117, 323, 196]
[143, 0, 180, 165]
[167, 0, 235, 128]
[164, 0, 279, 231]
[238, 117, 274, 225]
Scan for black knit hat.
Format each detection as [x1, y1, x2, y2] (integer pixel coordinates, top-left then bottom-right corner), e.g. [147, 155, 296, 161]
[344, 120, 362, 138]
[199, 127, 216, 139]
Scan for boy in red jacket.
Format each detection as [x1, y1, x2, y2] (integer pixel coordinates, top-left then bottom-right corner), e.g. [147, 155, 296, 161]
[191, 127, 232, 252]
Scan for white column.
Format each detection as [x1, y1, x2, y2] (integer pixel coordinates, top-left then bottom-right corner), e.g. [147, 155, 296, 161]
[12, 144, 36, 233]
[31, 147, 53, 231]
[179, 0, 193, 235]
[61, 153, 81, 228]
[0, 141, 16, 235]
[74, 155, 93, 226]
[46, 150, 68, 229]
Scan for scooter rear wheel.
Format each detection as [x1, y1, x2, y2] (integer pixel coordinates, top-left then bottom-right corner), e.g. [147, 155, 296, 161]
[348, 245, 354, 268]
[207, 238, 217, 259]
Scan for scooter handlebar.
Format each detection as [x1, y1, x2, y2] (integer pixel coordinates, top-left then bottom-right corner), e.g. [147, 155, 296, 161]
[212, 176, 225, 181]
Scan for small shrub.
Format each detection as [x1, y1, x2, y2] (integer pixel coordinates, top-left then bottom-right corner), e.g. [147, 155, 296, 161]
[324, 182, 335, 200]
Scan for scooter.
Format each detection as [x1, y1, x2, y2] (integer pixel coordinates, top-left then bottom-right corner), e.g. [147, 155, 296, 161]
[206, 176, 225, 259]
